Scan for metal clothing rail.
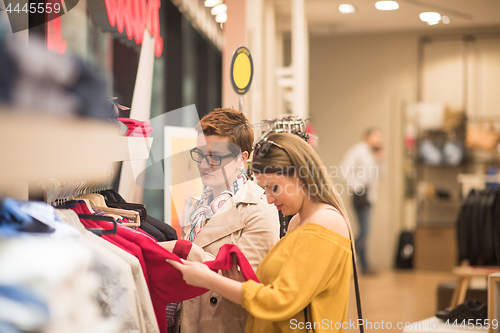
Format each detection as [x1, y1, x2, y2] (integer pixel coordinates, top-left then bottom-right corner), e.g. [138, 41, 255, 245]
[252, 115, 312, 145]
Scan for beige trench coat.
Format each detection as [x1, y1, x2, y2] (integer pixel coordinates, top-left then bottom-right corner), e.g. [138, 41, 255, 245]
[178, 180, 279, 333]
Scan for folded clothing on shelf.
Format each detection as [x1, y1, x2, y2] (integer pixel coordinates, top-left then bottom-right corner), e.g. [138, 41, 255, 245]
[117, 118, 153, 137]
[117, 118, 151, 127]
[0, 35, 115, 121]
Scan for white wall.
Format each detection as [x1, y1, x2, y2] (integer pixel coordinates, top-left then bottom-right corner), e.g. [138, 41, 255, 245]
[309, 33, 420, 268]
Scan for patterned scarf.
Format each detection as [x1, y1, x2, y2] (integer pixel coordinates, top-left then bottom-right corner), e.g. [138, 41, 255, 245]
[186, 172, 247, 242]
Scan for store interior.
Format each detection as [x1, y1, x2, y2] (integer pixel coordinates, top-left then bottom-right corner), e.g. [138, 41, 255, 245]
[1, 0, 500, 332]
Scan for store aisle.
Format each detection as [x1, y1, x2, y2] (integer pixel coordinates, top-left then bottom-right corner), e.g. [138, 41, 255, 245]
[345, 270, 455, 333]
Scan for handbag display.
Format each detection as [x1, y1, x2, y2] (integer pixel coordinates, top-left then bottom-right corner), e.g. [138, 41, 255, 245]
[466, 118, 500, 151]
[442, 107, 465, 132]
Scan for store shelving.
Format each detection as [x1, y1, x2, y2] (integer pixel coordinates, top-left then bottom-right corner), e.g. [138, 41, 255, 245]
[0, 110, 153, 195]
[489, 273, 500, 333]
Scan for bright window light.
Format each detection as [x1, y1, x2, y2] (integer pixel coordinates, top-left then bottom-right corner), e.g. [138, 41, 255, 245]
[211, 3, 227, 15]
[375, 1, 399, 10]
[215, 12, 227, 23]
[338, 4, 356, 14]
[419, 12, 441, 25]
[204, 0, 223, 7]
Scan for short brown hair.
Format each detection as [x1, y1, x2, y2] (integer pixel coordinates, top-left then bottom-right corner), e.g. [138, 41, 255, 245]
[197, 107, 254, 155]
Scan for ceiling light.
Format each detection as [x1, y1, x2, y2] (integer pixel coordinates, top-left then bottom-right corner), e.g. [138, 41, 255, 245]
[442, 16, 450, 24]
[204, 0, 223, 7]
[419, 12, 441, 25]
[375, 1, 399, 10]
[338, 4, 356, 14]
[211, 3, 227, 15]
[215, 12, 227, 23]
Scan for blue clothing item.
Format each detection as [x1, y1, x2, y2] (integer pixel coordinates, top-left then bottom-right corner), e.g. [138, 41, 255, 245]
[0, 285, 50, 330]
[354, 203, 372, 272]
[0, 198, 54, 237]
[17, 201, 79, 239]
[0, 321, 21, 333]
[0, 285, 49, 314]
[486, 166, 499, 190]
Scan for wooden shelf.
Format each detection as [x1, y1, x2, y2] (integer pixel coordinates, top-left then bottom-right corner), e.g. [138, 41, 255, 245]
[109, 137, 153, 161]
[489, 273, 500, 333]
[0, 112, 153, 192]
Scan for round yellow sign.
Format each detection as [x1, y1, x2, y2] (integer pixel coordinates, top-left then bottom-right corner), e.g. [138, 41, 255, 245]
[231, 46, 253, 95]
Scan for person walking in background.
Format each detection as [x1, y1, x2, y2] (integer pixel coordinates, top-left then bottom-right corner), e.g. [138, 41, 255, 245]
[341, 127, 384, 275]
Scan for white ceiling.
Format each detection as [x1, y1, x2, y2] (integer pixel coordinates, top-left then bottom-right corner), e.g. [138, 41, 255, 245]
[274, 0, 500, 35]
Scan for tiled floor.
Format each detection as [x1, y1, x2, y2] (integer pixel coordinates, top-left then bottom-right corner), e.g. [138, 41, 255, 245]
[343, 269, 456, 333]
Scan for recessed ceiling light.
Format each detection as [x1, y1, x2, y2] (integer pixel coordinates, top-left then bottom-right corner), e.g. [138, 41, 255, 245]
[211, 3, 227, 15]
[375, 1, 399, 10]
[204, 0, 223, 7]
[419, 12, 441, 25]
[442, 16, 450, 24]
[338, 4, 356, 14]
[215, 12, 227, 23]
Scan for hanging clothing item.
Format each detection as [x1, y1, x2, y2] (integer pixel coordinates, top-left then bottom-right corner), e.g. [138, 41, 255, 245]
[56, 209, 160, 333]
[99, 189, 178, 241]
[0, 198, 54, 236]
[0, 235, 121, 333]
[53, 209, 143, 333]
[0, 285, 49, 331]
[187, 173, 247, 242]
[456, 188, 500, 266]
[68, 201, 258, 333]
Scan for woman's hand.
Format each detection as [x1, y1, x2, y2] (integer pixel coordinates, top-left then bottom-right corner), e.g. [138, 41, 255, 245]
[166, 259, 213, 288]
[158, 240, 177, 252]
[221, 253, 246, 282]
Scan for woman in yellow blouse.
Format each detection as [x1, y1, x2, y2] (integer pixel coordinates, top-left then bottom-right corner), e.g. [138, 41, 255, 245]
[168, 133, 356, 333]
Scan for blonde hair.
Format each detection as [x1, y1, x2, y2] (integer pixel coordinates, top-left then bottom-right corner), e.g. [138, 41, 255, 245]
[251, 133, 355, 248]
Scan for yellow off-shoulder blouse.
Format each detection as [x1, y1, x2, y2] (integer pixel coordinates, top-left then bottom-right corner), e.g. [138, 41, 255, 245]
[241, 223, 352, 333]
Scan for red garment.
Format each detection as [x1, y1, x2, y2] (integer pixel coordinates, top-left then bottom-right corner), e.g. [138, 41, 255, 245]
[126, 126, 153, 134]
[69, 203, 150, 283]
[70, 202, 258, 333]
[117, 117, 151, 127]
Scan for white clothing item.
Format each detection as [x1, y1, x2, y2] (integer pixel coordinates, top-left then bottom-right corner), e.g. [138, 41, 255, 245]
[0, 235, 121, 333]
[56, 209, 160, 333]
[17, 201, 80, 239]
[340, 141, 382, 204]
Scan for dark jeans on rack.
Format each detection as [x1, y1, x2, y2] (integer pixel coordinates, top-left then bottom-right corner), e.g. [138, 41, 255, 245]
[354, 203, 371, 273]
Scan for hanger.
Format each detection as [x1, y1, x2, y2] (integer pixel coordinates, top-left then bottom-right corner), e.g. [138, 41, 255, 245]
[78, 193, 141, 227]
[78, 214, 117, 236]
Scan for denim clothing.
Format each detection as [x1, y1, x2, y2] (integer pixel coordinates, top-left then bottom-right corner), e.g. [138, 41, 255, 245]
[354, 203, 372, 272]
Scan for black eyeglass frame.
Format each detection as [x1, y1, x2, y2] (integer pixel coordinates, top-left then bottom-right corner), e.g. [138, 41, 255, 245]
[190, 148, 238, 166]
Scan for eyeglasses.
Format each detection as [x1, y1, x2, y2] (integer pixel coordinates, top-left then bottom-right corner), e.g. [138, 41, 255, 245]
[253, 139, 284, 158]
[190, 148, 236, 166]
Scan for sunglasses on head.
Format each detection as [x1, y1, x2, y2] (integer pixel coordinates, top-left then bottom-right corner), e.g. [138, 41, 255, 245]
[253, 139, 285, 158]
